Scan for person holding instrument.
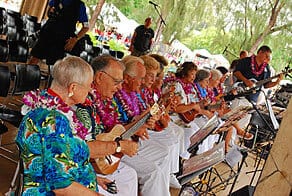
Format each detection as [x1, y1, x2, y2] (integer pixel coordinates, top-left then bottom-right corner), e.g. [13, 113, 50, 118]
[233, 45, 283, 103]
[16, 56, 103, 195]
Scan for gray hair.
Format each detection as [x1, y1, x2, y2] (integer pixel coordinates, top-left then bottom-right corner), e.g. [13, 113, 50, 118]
[195, 69, 210, 82]
[51, 56, 93, 87]
[210, 69, 222, 81]
[122, 55, 144, 77]
[91, 54, 125, 74]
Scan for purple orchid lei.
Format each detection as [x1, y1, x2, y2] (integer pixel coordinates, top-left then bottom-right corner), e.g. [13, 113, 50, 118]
[22, 89, 89, 140]
[90, 89, 120, 130]
[251, 55, 267, 77]
[115, 89, 141, 118]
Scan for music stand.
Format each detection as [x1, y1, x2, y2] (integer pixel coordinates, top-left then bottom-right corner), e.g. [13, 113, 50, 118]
[178, 142, 225, 185]
[187, 114, 221, 154]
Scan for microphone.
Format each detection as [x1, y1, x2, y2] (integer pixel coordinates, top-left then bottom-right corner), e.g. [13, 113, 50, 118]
[149, 1, 159, 7]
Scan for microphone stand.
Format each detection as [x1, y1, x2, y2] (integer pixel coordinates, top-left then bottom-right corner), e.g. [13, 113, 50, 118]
[150, 3, 166, 50]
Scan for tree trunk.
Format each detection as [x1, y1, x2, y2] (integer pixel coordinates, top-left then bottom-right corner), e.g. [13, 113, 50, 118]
[89, 0, 105, 32]
[249, 0, 284, 53]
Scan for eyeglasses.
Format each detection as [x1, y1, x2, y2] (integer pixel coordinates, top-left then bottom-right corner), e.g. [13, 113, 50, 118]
[101, 71, 124, 85]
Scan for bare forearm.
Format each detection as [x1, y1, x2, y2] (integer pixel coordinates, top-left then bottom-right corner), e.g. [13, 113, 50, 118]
[87, 140, 116, 158]
[53, 182, 100, 196]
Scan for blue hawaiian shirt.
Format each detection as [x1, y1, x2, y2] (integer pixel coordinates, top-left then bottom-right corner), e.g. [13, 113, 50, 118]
[16, 108, 98, 195]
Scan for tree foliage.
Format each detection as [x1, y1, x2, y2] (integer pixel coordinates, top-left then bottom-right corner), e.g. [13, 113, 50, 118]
[84, 0, 291, 71]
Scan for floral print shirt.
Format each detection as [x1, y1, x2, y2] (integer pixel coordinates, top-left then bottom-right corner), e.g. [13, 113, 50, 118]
[15, 90, 98, 195]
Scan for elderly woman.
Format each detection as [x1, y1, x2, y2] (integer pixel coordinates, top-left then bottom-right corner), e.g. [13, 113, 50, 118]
[16, 57, 101, 195]
[163, 62, 202, 159]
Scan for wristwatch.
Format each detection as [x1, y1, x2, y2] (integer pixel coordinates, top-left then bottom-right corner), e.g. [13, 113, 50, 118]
[115, 139, 122, 153]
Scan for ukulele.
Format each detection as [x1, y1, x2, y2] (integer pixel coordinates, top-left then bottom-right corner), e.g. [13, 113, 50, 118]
[178, 100, 222, 124]
[90, 103, 160, 175]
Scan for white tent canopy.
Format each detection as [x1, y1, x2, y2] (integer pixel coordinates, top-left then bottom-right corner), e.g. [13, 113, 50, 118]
[100, 3, 138, 36]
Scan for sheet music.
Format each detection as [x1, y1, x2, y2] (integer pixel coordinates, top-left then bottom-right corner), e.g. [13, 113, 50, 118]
[178, 142, 225, 185]
[266, 99, 279, 129]
[188, 114, 220, 153]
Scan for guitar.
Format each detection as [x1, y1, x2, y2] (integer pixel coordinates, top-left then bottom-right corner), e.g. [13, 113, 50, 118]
[91, 103, 160, 175]
[233, 68, 292, 92]
[178, 100, 222, 124]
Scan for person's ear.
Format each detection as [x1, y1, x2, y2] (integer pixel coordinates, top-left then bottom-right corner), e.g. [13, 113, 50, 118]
[68, 83, 77, 97]
[94, 72, 103, 85]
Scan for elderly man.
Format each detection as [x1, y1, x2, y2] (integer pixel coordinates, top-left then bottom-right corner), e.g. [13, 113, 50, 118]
[114, 55, 172, 196]
[76, 55, 139, 196]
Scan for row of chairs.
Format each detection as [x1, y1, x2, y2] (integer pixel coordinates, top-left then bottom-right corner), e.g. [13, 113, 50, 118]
[0, 7, 40, 63]
[0, 7, 40, 39]
[0, 63, 41, 163]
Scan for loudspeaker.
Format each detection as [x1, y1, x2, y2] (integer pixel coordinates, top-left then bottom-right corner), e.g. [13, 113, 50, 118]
[231, 185, 255, 196]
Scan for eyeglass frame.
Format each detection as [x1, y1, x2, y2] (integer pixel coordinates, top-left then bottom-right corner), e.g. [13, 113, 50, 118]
[100, 70, 124, 85]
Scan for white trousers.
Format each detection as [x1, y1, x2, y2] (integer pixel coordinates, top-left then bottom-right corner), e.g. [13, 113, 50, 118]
[171, 115, 200, 159]
[149, 124, 180, 173]
[121, 138, 171, 196]
[97, 162, 138, 196]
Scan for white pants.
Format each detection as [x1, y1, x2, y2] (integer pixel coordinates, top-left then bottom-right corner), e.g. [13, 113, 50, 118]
[170, 115, 200, 159]
[168, 121, 185, 160]
[122, 138, 171, 196]
[97, 162, 138, 196]
[149, 124, 180, 173]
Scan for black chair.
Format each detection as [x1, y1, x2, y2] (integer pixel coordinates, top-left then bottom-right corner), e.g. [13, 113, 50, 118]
[116, 51, 124, 59]
[6, 9, 23, 30]
[7, 27, 27, 42]
[0, 65, 18, 163]
[0, 65, 10, 97]
[0, 39, 9, 62]
[92, 46, 102, 57]
[0, 7, 7, 35]
[109, 50, 117, 58]
[11, 64, 41, 96]
[8, 41, 29, 62]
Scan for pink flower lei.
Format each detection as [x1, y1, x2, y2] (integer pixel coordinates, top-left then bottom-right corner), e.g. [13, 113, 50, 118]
[22, 89, 88, 140]
[141, 87, 155, 106]
[115, 89, 141, 118]
[90, 89, 120, 130]
[164, 76, 194, 95]
[251, 55, 267, 77]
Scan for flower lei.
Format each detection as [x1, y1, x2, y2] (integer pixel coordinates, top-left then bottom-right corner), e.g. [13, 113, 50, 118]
[90, 89, 120, 130]
[22, 89, 88, 140]
[251, 55, 267, 77]
[164, 76, 194, 95]
[141, 87, 155, 106]
[115, 89, 141, 119]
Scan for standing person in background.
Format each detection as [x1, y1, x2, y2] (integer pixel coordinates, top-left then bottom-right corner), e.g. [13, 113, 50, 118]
[28, 0, 89, 65]
[129, 17, 155, 56]
[230, 50, 248, 71]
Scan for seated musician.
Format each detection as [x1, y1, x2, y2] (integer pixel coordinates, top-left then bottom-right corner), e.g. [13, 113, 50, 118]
[150, 54, 185, 161]
[16, 57, 102, 195]
[162, 62, 202, 159]
[141, 54, 183, 188]
[76, 55, 139, 196]
[114, 55, 173, 196]
[233, 45, 283, 103]
[208, 69, 252, 153]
